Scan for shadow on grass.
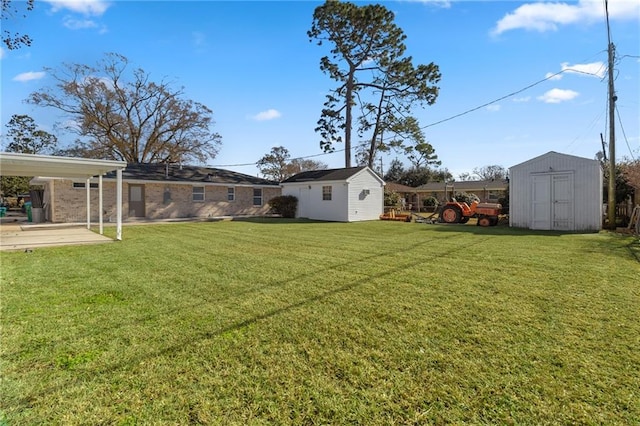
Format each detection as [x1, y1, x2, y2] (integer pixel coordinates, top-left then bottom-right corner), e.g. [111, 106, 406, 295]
[11, 231, 490, 410]
[627, 238, 640, 263]
[231, 216, 329, 224]
[422, 223, 571, 237]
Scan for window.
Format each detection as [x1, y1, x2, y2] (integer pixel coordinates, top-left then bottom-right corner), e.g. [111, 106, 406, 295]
[227, 187, 235, 202]
[73, 182, 98, 189]
[192, 186, 205, 202]
[322, 185, 332, 201]
[253, 188, 262, 206]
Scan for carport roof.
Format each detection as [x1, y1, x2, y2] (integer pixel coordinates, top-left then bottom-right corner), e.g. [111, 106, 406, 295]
[0, 152, 126, 178]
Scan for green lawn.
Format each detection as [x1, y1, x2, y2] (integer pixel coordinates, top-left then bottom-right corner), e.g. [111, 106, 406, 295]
[1, 220, 639, 425]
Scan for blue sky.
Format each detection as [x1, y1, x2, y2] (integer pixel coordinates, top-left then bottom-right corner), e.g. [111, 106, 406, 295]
[1, 0, 638, 179]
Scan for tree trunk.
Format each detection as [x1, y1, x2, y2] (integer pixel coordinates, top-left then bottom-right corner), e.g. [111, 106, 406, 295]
[344, 67, 356, 168]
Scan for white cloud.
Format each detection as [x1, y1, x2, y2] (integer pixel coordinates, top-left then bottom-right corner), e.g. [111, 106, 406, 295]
[13, 71, 46, 82]
[545, 72, 563, 81]
[409, 0, 452, 8]
[251, 109, 282, 121]
[491, 0, 640, 36]
[63, 17, 98, 30]
[537, 88, 579, 104]
[192, 31, 206, 47]
[513, 96, 531, 103]
[545, 61, 606, 81]
[560, 61, 606, 78]
[486, 104, 501, 112]
[43, 0, 111, 16]
[0, 47, 5, 60]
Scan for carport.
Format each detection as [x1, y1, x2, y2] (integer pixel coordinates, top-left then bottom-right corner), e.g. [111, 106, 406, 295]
[0, 152, 126, 240]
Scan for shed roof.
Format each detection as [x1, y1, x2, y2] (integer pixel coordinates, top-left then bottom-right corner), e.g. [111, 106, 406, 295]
[282, 166, 369, 183]
[103, 163, 279, 186]
[509, 151, 599, 170]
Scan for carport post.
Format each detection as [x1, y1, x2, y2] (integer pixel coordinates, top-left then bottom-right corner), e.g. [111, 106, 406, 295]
[99, 175, 103, 235]
[116, 168, 122, 241]
[86, 177, 91, 230]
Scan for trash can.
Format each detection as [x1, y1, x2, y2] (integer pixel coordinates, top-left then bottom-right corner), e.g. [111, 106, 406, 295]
[32, 207, 44, 223]
[0, 207, 6, 217]
[25, 201, 32, 222]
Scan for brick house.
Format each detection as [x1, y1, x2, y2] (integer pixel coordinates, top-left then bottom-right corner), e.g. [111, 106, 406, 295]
[384, 179, 508, 211]
[34, 163, 281, 223]
[415, 179, 509, 204]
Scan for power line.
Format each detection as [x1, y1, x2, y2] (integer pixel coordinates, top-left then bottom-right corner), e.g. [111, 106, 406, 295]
[210, 67, 609, 169]
[616, 104, 636, 160]
[564, 105, 607, 153]
[420, 67, 603, 130]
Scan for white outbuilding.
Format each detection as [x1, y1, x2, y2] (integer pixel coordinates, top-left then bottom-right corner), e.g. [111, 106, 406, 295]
[509, 151, 603, 232]
[281, 166, 385, 222]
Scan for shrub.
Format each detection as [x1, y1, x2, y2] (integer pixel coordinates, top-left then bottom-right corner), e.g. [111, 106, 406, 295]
[268, 195, 298, 218]
[453, 192, 479, 205]
[423, 196, 439, 208]
[384, 190, 400, 207]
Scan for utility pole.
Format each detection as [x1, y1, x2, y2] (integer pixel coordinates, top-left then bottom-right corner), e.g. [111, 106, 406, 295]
[606, 0, 617, 230]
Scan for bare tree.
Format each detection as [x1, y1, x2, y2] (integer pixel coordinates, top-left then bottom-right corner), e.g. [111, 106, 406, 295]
[620, 158, 640, 194]
[288, 158, 328, 175]
[472, 165, 508, 180]
[27, 53, 221, 164]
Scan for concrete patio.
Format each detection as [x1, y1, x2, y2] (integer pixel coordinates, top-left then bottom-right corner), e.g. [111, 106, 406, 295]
[0, 213, 114, 251]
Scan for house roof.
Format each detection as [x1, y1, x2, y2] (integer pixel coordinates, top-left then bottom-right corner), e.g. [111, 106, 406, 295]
[416, 179, 508, 192]
[103, 163, 279, 186]
[281, 166, 369, 183]
[385, 182, 417, 193]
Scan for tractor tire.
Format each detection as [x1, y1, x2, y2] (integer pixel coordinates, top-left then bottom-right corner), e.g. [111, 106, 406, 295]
[440, 206, 461, 224]
[477, 216, 491, 227]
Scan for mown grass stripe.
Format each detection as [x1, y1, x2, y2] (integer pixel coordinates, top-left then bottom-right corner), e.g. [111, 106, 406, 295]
[1, 221, 638, 424]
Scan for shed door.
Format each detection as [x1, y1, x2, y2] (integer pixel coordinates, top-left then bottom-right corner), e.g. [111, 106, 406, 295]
[531, 175, 551, 230]
[531, 173, 573, 230]
[298, 187, 310, 218]
[551, 174, 573, 230]
[129, 184, 145, 218]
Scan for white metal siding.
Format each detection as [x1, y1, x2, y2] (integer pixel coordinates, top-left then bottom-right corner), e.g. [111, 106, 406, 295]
[282, 184, 308, 217]
[509, 152, 602, 231]
[282, 181, 347, 221]
[281, 167, 384, 222]
[346, 169, 384, 221]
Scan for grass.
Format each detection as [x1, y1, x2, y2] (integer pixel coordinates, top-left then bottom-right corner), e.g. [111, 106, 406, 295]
[1, 219, 639, 425]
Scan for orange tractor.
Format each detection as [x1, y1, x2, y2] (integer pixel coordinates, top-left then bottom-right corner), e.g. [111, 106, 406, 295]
[439, 200, 502, 227]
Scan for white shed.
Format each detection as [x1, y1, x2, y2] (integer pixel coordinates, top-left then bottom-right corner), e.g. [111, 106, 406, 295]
[281, 166, 385, 222]
[509, 151, 603, 232]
